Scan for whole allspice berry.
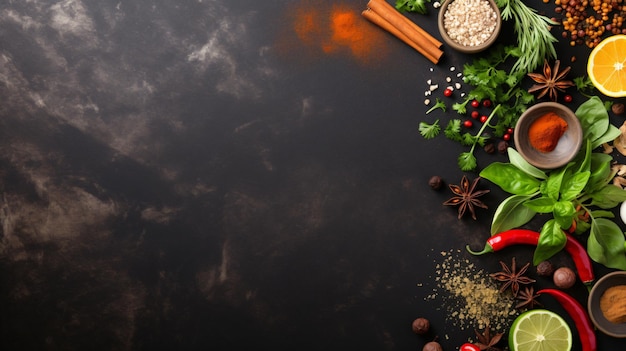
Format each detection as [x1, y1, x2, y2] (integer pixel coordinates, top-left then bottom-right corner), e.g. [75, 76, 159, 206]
[412, 317, 430, 335]
[612, 102, 625, 115]
[422, 341, 443, 351]
[428, 176, 443, 190]
[553, 267, 576, 289]
[536, 261, 554, 277]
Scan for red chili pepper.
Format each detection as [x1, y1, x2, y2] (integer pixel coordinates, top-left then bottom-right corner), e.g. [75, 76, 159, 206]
[466, 229, 594, 285]
[459, 343, 480, 351]
[537, 288, 597, 351]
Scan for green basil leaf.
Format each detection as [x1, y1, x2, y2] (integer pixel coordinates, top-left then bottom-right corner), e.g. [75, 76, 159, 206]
[507, 147, 547, 179]
[480, 162, 541, 195]
[576, 96, 609, 142]
[592, 124, 621, 149]
[574, 139, 591, 174]
[560, 171, 590, 201]
[585, 153, 613, 193]
[491, 194, 537, 235]
[545, 165, 567, 200]
[553, 200, 576, 229]
[587, 218, 626, 270]
[589, 184, 626, 209]
[524, 196, 556, 213]
[590, 210, 615, 218]
[533, 219, 567, 265]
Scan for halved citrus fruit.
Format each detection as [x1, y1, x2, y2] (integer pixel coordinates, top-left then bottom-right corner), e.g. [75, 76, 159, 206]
[587, 34, 626, 97]
[509, 309, 572, 351]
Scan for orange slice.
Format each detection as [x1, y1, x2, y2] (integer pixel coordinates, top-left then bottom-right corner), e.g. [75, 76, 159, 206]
[587, 34, 626, 97]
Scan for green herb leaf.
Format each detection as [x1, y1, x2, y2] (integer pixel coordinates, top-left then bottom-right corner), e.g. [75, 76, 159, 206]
[524, 196, 556, 213]
[587, 218, 626, 270]
[534, 219, 567, 265]
[480, 162, 541, 195]
[553, 200, 577, 229]
[458, 152, 477, 172]
[426, 98, 446, 114]
[419, 120, 441, 139]
[490, 194, 537, 235]
[507, 147, 547, 179]
[588, 184, 626, 209]
[395, 0, 429, 14]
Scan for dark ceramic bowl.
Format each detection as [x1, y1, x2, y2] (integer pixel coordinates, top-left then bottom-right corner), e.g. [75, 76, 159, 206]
[588, 271, 626, 338]
[437, 0, 501, 54]
[513, 102, 583, 169]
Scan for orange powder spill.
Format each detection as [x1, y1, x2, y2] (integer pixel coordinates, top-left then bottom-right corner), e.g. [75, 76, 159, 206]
[276, 1, 388, 66]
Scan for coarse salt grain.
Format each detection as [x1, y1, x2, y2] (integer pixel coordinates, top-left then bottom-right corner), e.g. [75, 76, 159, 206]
[443, 0, 497, 47]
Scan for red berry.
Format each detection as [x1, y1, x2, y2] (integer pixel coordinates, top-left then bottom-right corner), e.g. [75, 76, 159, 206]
[564, 94, 573, 103]
[482, 99, 492, 107]
[471, 111, 480, 119]
[471, 99, 480, 108]
[503, 133, 511, 141]
[507, 127, 514, 135]
[444, 88, 453, 97]
[463, 120, 473, 128]
[480, 115, 488, 123]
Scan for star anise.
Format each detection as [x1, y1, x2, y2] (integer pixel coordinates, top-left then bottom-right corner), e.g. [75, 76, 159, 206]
[515, 286, 543, 310]
[443, 176, 489, 220]
[474, 324, 504, 351]
[489, 257, 536, 297]
[527, 59, 575, 101]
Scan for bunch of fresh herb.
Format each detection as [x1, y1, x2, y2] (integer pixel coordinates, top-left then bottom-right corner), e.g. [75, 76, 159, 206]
[454, 45, 535, 137]
[420, 105, 501, 171]
[479, 96, 626, 269]
[496, 0, 558, 76]
[395, 0, 430, 14]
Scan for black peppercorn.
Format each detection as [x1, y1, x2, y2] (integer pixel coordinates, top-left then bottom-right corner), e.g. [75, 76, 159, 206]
[428, 176, 443, 190]
[497, 140, 509, 154]
[412, 317, 430, 335]
[536, 261, 554, 277]
[612, 102, 625, 115]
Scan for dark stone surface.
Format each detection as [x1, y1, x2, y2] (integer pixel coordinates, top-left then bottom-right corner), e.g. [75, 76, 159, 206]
[0, 0, 625, 350]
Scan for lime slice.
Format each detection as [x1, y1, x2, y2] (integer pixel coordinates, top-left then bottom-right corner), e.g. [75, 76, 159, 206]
[509, 309, 572, 351]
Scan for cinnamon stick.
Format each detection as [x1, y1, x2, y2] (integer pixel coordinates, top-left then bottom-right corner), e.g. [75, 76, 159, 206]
[370, 0, 442, 48]
[362, 9, 439, 64]
[365, 0, 443, 64]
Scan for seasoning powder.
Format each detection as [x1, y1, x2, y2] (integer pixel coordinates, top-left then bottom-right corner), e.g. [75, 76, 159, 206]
[443, 0, 498, 47]
[425, 250, 517, 331]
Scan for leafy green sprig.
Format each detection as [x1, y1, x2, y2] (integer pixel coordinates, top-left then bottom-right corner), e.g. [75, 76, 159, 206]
[479, 97, 626, 269]
[495, 0, 558, 76]
[395, 0, 430, 14]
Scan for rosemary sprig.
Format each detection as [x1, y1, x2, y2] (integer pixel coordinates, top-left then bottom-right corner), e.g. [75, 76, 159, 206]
[496, 0, 558, 76]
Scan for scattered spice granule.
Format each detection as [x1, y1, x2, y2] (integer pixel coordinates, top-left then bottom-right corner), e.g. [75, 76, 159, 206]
[426, 249, 518, 331]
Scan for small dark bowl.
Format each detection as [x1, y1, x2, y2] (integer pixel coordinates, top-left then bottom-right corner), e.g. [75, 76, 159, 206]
[437, 0, 501, 54]
[588, 271, 626, 338]
[513, 102, 583, 169]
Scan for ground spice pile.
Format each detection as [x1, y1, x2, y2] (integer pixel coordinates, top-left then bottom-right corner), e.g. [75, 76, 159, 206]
[425, 249, 517, 331]
[282, 1, 388, 65]
[528, 112, 568, 153]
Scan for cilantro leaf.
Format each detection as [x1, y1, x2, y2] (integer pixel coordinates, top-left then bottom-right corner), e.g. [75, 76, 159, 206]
[458, 152, 477, 172]
[419, 120, 441, 139]
[426, 98, 446, 114]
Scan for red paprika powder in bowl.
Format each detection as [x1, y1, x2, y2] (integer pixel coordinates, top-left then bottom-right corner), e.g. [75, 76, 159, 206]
[514, 102, 583, 169]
